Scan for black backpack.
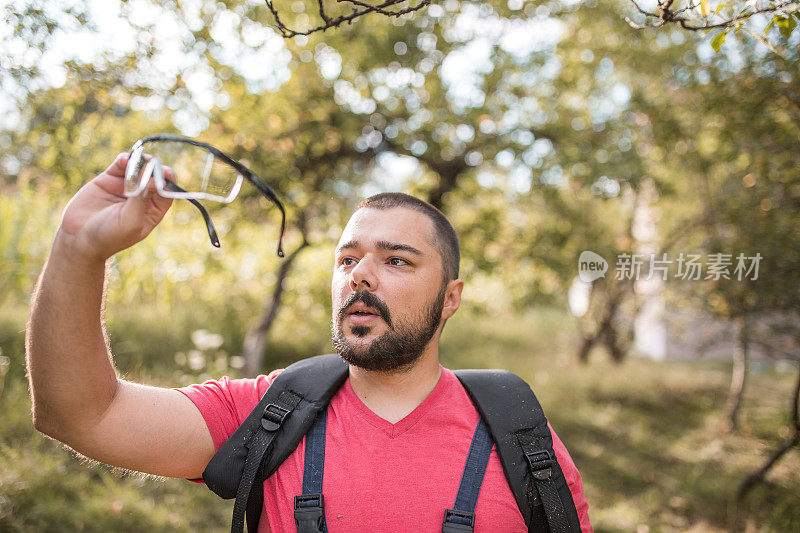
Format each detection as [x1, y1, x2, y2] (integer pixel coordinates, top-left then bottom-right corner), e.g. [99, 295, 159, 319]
[202, 354, 582, 533]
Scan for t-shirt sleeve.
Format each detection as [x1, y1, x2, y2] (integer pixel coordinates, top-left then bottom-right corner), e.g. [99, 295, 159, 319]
[176, 368, 284, 452]
[548, 422, 593, 533]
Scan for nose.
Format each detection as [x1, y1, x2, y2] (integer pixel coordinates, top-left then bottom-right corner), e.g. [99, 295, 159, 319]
[349, 256, 378, 291]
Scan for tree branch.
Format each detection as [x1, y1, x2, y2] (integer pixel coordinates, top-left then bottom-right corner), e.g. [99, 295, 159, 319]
[264, 0, 431, 38]
[736, 361, 800, 500]
[624, 0, 800, 31]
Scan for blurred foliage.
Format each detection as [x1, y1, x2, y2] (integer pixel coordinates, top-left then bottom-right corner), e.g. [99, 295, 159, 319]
[1, 307, 799, 531]
[1, 0, 799, 530]
[650, 48, 800, 322]
[622, 0, 800, 56]
[2, 0, 797, 327]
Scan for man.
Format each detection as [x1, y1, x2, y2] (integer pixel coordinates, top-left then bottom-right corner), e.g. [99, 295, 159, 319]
[27, 154, 592, 531]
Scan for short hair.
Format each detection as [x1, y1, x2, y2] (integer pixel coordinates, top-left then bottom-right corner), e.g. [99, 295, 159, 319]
[356, 193, 460, 281]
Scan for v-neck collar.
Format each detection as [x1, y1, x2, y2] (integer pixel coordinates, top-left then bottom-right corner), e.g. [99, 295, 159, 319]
[341, 365, 450, 439]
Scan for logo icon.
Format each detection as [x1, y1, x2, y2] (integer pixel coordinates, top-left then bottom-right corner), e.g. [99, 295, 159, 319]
[578, 251, 608, 282]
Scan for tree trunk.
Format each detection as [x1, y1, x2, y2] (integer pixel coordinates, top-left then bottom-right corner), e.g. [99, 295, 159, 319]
[578, 335, 595, 363]
[602, 319, 626, 363]
[241, 239, 309, 377]
[427, 168, 459, 211]
[725, 316, 749, 432]
[600, 290, 626, 363]
[575, 283, 628, 364]
[737, 361, 800, 500]
[577, 311, 626, 364]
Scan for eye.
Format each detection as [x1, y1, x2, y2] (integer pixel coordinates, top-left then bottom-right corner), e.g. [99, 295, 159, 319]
[339, 257, 357, 267]
[388, 257, 409, 267]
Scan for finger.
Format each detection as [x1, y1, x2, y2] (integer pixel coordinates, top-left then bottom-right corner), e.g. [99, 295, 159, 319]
[129, 175, 170, 221]
[162, 165, 177, 185]
[141, 175, 159, 199]
[126, 175, 172, 224]
[151, 190, 174, 213]
[105, 153, 130, 178]
[161, 165, 181, 197]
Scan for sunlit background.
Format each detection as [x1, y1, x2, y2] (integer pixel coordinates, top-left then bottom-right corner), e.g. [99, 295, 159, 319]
[1, 0, 799, 530]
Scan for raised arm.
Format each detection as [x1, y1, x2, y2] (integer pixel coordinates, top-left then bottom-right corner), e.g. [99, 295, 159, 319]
[26, 154, 215, 479]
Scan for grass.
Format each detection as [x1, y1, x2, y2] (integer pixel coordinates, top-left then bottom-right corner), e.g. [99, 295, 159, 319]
[1, 304, 798, 532]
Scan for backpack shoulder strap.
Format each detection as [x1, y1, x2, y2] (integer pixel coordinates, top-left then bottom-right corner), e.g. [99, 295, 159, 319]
[454, 369, 582, 533]
[203, 354, 348, 533]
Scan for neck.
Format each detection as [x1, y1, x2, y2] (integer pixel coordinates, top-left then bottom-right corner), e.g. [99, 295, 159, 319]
[347, 346, 442, 424]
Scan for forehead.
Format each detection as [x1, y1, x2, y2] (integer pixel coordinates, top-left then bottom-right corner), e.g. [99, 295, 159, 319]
[337, 207, 436, 252]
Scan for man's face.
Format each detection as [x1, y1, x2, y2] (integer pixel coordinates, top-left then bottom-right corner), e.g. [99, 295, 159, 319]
[331, 207, 456, 372]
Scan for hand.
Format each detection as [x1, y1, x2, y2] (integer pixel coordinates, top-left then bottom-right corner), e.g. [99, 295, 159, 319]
[56, 153, 174, 261]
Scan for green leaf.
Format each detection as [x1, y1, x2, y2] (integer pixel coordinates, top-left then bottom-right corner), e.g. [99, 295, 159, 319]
[711, 31, 727, 52]
[763, 18, 775, 35]
[701, 0, 710, 17]
[713, 2, 726, 16]
[774, 14, 797, 40]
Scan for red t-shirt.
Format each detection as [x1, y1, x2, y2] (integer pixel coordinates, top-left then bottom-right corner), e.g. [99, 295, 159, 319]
[178, 366, 592, 532]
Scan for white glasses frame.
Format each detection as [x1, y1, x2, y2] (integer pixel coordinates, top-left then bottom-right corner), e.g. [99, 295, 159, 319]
[124, 139, 244, 204]
[120, 134, 287, 256]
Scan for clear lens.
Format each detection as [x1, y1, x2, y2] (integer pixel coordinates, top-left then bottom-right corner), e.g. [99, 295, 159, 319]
[139, 140, 241, 201]
[124, 144, 146, 195]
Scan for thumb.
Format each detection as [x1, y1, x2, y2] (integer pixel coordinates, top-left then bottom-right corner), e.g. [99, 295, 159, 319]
[114, 182, 172, 249]
[106, 152, 130, 178]
[119, 181, 155, 224]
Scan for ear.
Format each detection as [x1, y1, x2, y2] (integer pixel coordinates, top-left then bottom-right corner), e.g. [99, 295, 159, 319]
[441, 278, 463, 321]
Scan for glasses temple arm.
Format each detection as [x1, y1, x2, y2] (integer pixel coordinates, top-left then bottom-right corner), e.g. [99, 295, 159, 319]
[273, 201, 286, 258]
[247, 176, 286, 258]
[164, 179, 221, 248]
[189, 198, 221, 248]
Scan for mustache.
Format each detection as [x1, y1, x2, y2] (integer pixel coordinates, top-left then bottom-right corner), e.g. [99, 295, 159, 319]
[338, 291, 393, 328]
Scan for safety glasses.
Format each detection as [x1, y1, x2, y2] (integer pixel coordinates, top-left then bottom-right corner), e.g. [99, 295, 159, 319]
[124, 134, 285, 256]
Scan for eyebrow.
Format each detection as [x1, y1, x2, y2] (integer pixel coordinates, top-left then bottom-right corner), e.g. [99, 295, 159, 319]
[336, 239, 423, 256]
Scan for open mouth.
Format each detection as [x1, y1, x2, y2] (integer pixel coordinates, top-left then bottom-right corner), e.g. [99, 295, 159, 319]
[338, 294, 392, 328]
[346, 305, 383, 325]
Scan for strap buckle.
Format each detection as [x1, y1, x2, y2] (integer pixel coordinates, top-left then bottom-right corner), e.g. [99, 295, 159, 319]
[524, 449, 553, 480]
[442, 508, 475, 532]
[261, 403, 290, 431]
[295, 493, 324, 508]
[294, 494, 325, 533]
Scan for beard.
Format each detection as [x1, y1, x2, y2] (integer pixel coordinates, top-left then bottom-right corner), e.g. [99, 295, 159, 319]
[331, 287, 446, 373]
